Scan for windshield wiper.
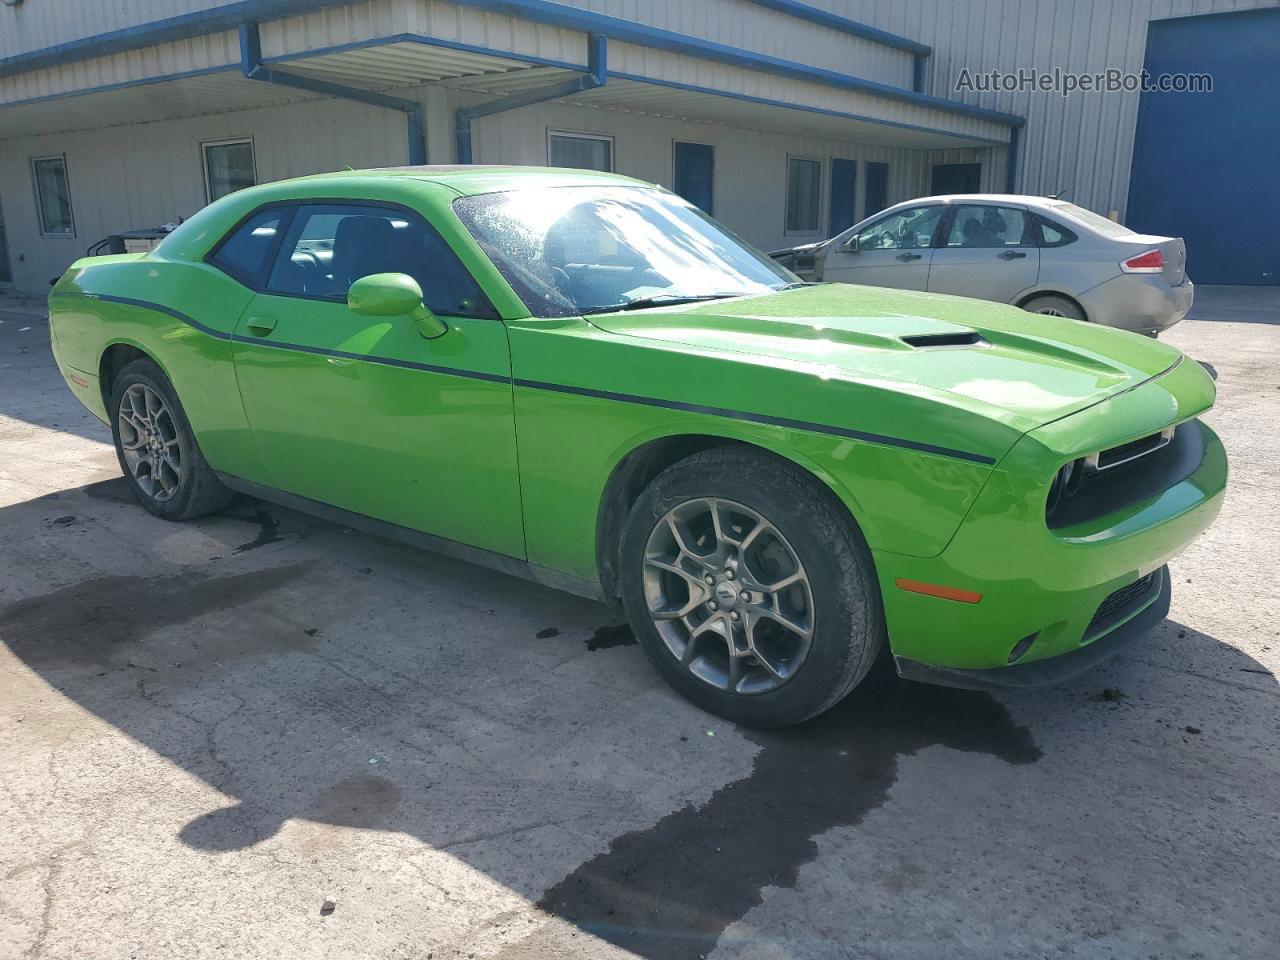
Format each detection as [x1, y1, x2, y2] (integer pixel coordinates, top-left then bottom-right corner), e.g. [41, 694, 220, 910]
[613, 292, 748, 312]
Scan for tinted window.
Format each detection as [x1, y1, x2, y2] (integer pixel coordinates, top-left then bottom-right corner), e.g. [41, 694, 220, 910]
[32, 155, 74, 237]
[203, 140, 256, 202]
[1035, 215, 1078, 248]
[549, 133, 612, 171]
[785, 158, 821, 233]
[209, 208, 283, 283]
[1050, 201, 1132, 238]
[856, 205, 943, 251]
[944, 204, 1030, 248]
[264, 203, 495, 318]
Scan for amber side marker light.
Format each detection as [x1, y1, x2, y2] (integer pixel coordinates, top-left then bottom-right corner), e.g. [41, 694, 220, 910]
[895, 578, 983, 604]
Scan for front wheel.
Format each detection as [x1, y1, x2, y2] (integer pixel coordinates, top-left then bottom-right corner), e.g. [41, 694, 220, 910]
[619, 447, 885, 727]
[109, 358, 232, 520]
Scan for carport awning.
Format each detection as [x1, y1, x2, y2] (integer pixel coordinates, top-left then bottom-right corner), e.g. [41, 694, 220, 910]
[0, 32, 1011, 151]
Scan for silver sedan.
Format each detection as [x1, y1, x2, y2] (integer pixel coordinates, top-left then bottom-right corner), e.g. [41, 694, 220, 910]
[773, 194, 1193, 335]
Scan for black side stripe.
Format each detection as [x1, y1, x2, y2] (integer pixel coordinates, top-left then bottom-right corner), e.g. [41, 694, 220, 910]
[65, 291, 996, 466]
[514, 378, 998, 465]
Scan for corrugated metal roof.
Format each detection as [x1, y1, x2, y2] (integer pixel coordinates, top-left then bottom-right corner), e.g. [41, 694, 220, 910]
[268, 42, 554, 91]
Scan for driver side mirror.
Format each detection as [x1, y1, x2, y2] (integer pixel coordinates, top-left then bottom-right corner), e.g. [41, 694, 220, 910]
[842, 234, 860, 253]
[348, 272, 448, 339]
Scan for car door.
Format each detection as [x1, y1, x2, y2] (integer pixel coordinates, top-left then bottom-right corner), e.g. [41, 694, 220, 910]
[821, 204, 944, 290]
[926, 203, 1040, 303]
[230, 200, 525, 559]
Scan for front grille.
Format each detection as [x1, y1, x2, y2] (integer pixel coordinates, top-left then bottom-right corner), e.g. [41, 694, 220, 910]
[1084, 571, 1159, 641]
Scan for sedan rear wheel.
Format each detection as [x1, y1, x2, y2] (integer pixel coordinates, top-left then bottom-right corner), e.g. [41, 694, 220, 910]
[620, 446, 885, 727]
[1022, 294, 1086, 322]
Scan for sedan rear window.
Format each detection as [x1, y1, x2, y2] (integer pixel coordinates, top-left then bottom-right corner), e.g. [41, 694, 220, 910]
[1048, 201, 1133, 238]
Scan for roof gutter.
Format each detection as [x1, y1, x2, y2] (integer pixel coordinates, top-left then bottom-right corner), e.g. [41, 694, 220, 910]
[456, 33, 607, 164]
[238, 23, 426, 164]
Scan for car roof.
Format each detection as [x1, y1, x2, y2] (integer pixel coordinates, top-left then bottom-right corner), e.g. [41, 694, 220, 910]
[891, 193, 1074, 210]
[281, 164, 652, 196]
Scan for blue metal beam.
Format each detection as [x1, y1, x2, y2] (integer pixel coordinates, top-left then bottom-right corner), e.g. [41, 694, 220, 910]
[1, 0, 1020, 130]
[1005, 125, 1021, 193]
[239, 23, 426, 164]
[743, 0, 931, 56]
[456, 33, 606, 163]
[444, 0, 1022, 128]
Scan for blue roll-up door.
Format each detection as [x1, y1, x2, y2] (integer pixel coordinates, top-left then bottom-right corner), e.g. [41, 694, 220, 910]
[1127, 9, 1280, 285]
[673, 142, 714, 215]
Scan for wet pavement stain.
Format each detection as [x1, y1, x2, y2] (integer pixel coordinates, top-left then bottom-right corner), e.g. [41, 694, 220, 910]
[587, 623, 637, 651]
[536, 627, 561, 639]
[0, 565, 310, 670]
[497, 672, 1040, 960]
[232, 502, 283, 554]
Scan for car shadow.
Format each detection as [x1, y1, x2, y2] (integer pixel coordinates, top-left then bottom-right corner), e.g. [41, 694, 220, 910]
[1, 477, 1275, 958]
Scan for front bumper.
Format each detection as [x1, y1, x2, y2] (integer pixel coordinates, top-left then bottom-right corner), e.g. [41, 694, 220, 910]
[873, 359, 1225, 682]
[894, 566, 1170, 690]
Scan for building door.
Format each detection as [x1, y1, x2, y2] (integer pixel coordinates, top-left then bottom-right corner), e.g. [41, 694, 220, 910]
[673, 142, 714, 214]
[863, 162, 889, 217]
[828, 158, 857, 235]
[930, 163, 981, 195]
[0, 197, 11, 285]
[1128, 8, 1279, 284]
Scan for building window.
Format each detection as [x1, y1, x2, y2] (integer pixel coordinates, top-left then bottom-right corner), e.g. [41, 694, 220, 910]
[31, 155, 74, 237]
[785, 157, 821, 233]
[548, 131, 613, 172]
[203, 139, 257, 203]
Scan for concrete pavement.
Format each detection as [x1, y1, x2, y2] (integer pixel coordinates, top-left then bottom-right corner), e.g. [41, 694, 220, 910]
[1, 288, 1277, 959]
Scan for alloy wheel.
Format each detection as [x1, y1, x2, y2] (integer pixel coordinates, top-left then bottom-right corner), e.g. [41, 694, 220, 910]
[118, 383, 182, 503]
[641, 497, 814, 695]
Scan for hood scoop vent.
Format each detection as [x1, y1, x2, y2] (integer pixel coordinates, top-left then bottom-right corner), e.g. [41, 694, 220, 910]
[900, 331, 987, 349]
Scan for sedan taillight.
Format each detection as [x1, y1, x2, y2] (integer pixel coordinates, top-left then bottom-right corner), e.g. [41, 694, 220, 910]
[1120, 249, 1164, 273]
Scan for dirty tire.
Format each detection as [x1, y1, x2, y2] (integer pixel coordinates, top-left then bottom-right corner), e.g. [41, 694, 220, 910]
[1022, 294, 1086, 322]
[109, 358, 232, 521]
[620, 446, 885, 727]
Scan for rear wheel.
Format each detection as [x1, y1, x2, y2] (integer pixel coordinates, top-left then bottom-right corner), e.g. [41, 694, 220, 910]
[1022, 294, 1086, 321]
[109, 358, 232, 520]
[619, 447, 884, 727]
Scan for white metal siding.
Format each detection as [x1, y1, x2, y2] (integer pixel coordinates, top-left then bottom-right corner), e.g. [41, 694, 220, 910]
[807, 0, 1280, 217]
[0, 95, 405, 291]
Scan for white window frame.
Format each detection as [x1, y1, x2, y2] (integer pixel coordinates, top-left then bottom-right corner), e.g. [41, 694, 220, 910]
[31, 154, 75, 238]
[201, 137, 257, 205]
[784, 154, 823, 236]
[546, 129, 615, 172]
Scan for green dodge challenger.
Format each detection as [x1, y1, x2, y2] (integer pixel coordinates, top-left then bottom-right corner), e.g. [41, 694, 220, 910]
[48, 166, 1227, 726]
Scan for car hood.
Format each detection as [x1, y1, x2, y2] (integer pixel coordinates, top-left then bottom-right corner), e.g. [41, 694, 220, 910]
[586, 284, 1184, 431]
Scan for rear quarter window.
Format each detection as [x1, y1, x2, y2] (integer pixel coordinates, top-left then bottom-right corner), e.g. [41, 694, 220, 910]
[208, 208, 285, 285]
[1035, 214, 1079, 248]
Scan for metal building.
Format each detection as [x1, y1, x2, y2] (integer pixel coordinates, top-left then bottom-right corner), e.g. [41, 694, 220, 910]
[0, 0, 1274, 294]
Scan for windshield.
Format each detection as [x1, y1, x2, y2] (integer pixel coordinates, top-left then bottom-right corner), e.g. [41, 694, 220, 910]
[1049, 201, 1135, 238]
[453, 185, 796, 317]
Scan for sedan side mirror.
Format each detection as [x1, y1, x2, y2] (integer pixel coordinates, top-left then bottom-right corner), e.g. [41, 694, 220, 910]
[842, 234, 860, 253]
[348, 272, 448, 339]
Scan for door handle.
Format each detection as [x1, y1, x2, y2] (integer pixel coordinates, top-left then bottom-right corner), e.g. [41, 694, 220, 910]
[245, 315, 277, 335]
[895, 252, 923, 262]
[998, 250, 1027, 260]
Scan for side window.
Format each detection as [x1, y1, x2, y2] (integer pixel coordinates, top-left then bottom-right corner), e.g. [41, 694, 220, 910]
[856, 206, 943, 251]
[209, 208, 284, 284]
[1035, 215, 1079, 248]
[264, 203, 496, 319]
[944, 204, 1030, 248]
